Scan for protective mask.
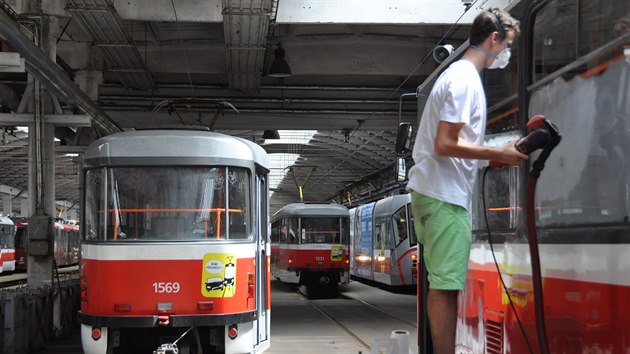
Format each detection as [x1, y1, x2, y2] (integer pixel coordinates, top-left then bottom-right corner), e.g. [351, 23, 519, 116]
[488, 47, 511, 69]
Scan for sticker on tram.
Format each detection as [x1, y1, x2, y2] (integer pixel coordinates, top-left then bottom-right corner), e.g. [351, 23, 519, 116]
[201, 253, 237, 298]
[331, 246, 343, 261]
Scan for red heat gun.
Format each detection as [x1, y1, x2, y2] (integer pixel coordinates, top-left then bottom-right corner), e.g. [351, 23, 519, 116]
[489, 115, 559, 169]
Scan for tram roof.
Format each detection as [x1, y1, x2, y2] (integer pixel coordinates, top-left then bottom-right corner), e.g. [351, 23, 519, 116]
[83, 130, 269, 170]
[272, 202, 350, 220]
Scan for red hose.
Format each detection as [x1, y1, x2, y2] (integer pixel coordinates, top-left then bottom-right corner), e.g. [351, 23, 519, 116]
[525, 176, 550, 354]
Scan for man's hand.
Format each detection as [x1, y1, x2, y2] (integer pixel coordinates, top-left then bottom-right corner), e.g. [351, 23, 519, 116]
[493, 141, 528, 166]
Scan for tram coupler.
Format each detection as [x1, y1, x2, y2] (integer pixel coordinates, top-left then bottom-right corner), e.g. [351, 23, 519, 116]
[153, 343, 179, 354]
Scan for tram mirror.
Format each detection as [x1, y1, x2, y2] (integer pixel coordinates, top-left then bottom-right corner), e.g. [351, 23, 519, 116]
[395, 122, 413, 154]
[395, 157, 407, 182]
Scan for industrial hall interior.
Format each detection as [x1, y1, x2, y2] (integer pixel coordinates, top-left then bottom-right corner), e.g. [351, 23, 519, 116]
[1, 0, 629, 353]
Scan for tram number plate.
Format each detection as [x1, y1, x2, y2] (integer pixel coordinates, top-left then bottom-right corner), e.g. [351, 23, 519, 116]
[152, 282, 181, 293]
[315, 257, 325, 262]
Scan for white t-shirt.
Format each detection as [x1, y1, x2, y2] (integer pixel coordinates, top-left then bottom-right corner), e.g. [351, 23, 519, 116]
[406, 60, 486, 210]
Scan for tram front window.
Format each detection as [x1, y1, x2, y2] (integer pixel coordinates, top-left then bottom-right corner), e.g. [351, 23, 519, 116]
[299, 217, 348, 244]
[83, 166, 251, 242]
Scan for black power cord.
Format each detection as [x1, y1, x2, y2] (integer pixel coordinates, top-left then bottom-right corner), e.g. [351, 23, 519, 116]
[481, 166, 534, 354]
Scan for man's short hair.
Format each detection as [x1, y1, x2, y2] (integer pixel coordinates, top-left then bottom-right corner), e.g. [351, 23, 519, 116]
[469, 8, 521, 46]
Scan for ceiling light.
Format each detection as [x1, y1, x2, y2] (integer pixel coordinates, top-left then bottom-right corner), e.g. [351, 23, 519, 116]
[263, 130, 280, 139]
[268, 44, 292, 78]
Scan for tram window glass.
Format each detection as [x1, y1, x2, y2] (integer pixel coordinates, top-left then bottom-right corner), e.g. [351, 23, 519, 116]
[0, 223, 15, 248]
[258, 176, 268, 242]
[270, 220, 280, 243]
[407, 205, 417, 246]
[472, 167, 517, 232]
[14, 226, 26, 248]
[227, 167, 251, 239]
[533, 1, 630, 83]
[529, 0, 630, 227]
[287, 217, 298, 244]
[280, 218, 288, 243]
[392, 207, 409, 246]
[340, 217, 350, 245]
[84, 166, 252, 242]
[373, 217, 390, 249]
[472, 133, 520, 232]
[300, 217, 341, 244]
[483, 38, 520, 134]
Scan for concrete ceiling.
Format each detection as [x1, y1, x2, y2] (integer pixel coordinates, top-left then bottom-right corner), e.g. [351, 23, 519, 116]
[0, 0, 511, 215]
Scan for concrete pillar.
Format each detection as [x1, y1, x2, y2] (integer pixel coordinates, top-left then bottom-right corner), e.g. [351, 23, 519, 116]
[20, 198, 29, 217]
[27, 121, 56, 289]
[2, 195, 11, 216]
[25, 12, 60, 289]
[74, 70, 103, 101]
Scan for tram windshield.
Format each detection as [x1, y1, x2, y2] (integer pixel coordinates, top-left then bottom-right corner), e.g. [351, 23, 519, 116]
[0, 221, 15, 249]
[83, 166, 251, 242]
[298, 217, 349, 245]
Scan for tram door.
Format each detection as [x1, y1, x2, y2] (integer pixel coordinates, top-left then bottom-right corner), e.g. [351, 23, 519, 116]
[390, 205, 414, 286]
[372, 216, 390, 284]
[255, 175, 270, 349]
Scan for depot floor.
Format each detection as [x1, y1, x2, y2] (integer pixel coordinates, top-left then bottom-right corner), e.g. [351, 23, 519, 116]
[35, 280, 418, 354]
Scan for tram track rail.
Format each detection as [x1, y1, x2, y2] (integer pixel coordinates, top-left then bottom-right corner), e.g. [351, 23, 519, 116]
[296, 288, 417, 352]
[339, 292, 418, 328]
[0, 265, 80, 289]
[299, 291, 372, 350]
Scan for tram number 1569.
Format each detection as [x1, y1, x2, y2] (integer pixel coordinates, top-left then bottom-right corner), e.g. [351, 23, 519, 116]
[153, 282, 181, 293]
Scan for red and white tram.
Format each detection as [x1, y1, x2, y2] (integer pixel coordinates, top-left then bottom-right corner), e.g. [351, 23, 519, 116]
[270, 202, 350, 295]
[349, 194, 418, 287]
[0, 215, 16, 273]
[13, 218, 80, 271]
[78, 130, 271, 354]
[412, 1, 630, 353]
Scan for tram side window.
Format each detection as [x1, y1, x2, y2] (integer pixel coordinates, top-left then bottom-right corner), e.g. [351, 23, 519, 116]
[530, 0, 630, 227]
[392, 207, 409, 247]
[340, 217, 350, 245]
[83, 169, 102, 241]
[407, 204, 417, 246]
[472, 167, 516, 232]
[373, 217, 389, 250]
[14, 226, 26, 248]
[533, 0, 630, 83]
[0, 224, 15, 248]
[227, 167, 251, 239]
[270, 220, 280, 243]
[286, 217, 297, 244]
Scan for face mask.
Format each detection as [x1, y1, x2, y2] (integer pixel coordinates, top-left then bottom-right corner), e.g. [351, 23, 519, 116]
[488, 47, 511, 69]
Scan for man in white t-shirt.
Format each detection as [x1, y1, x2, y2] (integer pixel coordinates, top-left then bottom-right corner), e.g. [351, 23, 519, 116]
[407, 8, 527, 354]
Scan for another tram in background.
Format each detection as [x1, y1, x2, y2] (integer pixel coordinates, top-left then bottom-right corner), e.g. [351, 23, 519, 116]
[78, 130, 270, 354]
[409, 1, 630, 353]
[0, 215, 16, 273]
[270, 202, 350, 295]
[349, 194, 417, 287]
[13, 218, 80, 272]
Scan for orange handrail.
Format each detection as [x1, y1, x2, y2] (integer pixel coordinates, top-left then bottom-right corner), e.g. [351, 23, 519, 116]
[99, 208, 243, 213]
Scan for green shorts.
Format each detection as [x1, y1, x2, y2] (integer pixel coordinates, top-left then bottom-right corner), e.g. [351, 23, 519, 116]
[410, 191, 471, 290]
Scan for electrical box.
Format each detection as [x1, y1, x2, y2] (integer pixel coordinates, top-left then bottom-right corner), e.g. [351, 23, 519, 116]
[28, 215, 52, 256]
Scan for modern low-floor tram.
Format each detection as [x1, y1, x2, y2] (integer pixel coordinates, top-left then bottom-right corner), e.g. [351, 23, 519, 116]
[349, 194, 418, 288]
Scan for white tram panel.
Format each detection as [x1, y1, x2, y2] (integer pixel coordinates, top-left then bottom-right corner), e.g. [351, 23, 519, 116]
[350, 194, 418, 287]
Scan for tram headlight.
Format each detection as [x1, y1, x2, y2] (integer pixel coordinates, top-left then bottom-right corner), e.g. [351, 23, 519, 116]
[80, 276, 88, 301]
[411, 254, 418, 269]
[91, 327, 101, 340]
